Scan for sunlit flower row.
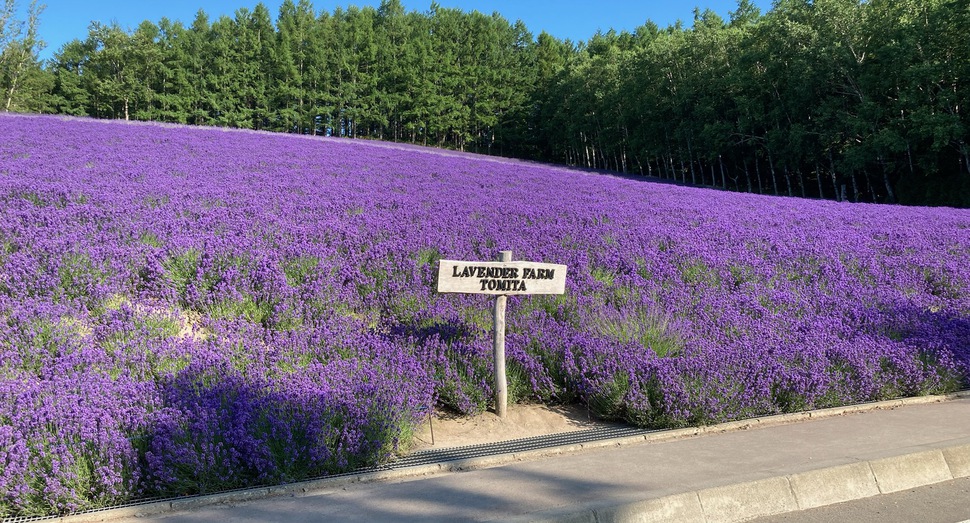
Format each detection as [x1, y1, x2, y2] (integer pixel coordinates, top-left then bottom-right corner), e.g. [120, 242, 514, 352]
[0, 114, 967, 517]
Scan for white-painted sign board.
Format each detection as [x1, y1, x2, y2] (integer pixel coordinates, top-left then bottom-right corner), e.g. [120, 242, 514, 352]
[437, 260, 568, 295]
[436, 252, 568, 419]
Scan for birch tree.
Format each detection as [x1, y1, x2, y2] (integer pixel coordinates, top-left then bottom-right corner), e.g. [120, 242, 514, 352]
[1, 0, 47, 112]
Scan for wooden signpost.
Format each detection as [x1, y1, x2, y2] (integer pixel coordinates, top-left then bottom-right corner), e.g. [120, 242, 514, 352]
[437, 251, 567, 418]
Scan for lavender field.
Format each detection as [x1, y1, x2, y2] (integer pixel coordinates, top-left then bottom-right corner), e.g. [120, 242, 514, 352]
[1, 114, 968, 517]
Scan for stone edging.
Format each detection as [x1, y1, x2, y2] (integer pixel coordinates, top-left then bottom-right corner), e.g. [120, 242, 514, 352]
[57, 390, 970, 523]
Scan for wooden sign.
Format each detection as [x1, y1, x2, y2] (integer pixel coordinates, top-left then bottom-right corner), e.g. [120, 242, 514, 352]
[437, 252, 567, 419]
[437, 260, 568, 295]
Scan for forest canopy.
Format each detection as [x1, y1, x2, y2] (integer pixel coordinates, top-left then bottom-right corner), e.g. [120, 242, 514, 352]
[2, 0, 969, 207]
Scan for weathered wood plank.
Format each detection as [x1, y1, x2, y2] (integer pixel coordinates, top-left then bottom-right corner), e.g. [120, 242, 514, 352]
[437, 259, 568, 295]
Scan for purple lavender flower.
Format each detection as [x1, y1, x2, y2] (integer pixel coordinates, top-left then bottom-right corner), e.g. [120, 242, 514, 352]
[0, 113, 967, 517]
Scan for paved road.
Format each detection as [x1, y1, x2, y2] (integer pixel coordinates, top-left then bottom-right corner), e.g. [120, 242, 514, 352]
[78, 395, 970, 523]
[752, 476, 970, 523]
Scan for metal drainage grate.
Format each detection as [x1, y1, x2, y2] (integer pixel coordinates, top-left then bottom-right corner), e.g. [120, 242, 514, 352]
[8, 390, 967, 523]
[0, 425, 654, 523]
[391, 424, 657, 469]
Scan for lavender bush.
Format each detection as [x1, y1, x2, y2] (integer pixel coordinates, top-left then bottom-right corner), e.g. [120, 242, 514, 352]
[1, 114, 967, 517]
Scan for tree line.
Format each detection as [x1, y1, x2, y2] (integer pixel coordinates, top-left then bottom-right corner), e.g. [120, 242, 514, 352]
[2, 0, 969, 207]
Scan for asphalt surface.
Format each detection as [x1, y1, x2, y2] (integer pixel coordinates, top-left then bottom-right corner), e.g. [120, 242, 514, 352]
[750, 476, 970, 523]
[65, 393, 970, 523]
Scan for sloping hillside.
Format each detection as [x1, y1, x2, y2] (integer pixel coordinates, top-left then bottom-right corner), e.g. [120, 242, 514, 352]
[1, 114, 967, 516]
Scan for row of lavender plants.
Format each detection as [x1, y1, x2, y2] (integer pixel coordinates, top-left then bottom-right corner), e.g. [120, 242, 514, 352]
[1, 114, 968, 517]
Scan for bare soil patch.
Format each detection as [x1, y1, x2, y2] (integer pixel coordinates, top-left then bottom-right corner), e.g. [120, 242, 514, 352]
[409, 403, 617, 451]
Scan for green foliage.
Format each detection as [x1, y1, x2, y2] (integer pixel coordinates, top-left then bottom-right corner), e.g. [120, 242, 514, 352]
[0, 0, 51, 113]
[590, 266, 616, 286]
[915, 350, 964, 395]
[282, 255, 320, 288]
[143, 195, 169, 209]
[434, 348, 491, 414]
[206, 295, 269, 324]
[624, 374, 676, 428]
[161, 248, 200, 302]
[509, 294, 582, 335]
[413, 247, 440, 268]
[586, 372, 630, 420]
[591, 307, 684, 358]
[18, 0, 970, 206]
[3, 316, 82, 377]
[678, 259, 717, 286]
[138, 232, 163, 248]
[923, 266, 962, 299]
[57, 252, 108, 304]
[504, 360, 534, 405]
[96, 306, 191, 380]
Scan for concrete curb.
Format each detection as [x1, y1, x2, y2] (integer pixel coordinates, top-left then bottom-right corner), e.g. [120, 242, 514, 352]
[510, 441, 970, 523]
[945, 444, 970, 478]
[57, 390, 970, 523]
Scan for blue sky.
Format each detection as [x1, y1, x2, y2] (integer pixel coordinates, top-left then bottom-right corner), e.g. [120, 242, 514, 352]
[27, 0, 774, 61]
